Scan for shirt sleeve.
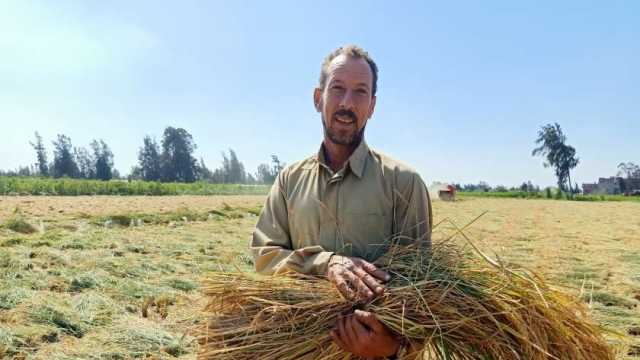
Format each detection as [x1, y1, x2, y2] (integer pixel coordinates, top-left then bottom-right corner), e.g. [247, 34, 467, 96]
[393, 173, 433, 247]
[250, 171, 334, 276]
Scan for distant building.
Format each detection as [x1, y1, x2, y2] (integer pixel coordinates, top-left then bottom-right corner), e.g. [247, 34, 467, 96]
[583, 176, 640, 195]
[430, 183, 456, 201]
[582, 183, 598, 194]
[624, 178, 640, 195]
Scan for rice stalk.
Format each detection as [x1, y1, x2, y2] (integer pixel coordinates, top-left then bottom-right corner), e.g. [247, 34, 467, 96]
[196, 220, 615, 360]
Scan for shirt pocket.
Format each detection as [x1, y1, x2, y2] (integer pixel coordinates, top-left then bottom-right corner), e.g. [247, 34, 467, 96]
[288, 200, 322, 250]
[341, 210, 391, 261]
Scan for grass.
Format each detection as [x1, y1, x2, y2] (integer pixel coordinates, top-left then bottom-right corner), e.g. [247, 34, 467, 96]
[0, 195, 638, 358]
[584, 291, 638, 309]
[28, 303, 87, 338]
[91, 205, 257, 228]
[0, 196, 255, 359]
[458, 191, 640, 202]
[1, 215, 37, 234]
[0, 288, 31, 310]
[0, 176, 270, 196]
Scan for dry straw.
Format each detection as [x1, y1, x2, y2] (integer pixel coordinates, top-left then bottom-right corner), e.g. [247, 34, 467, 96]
[196, 215, 614, 359]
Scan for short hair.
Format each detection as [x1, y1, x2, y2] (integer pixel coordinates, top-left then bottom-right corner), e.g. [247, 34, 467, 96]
[319, 45, 379, 96]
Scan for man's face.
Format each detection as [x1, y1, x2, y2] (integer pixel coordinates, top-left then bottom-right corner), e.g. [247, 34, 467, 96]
[314, 55, 377, 147]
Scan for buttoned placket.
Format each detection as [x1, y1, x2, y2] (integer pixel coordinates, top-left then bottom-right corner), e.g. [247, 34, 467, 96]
[318, 162, 352, 257]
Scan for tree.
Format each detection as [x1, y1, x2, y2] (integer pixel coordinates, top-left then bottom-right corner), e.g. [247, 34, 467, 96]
[16, 165, 34, 176]
[222, 149, 246, 183]
[211, 149, 249, 183]
[211, 167, 225, 183]
[75, 147, 95, 179]
[30, 132, 49, 176]
[246, 172, 257, 184]
[197, 158, 213, 181]
[617, 162, 640, 179]
[137, 136, 162, 181]
[52, 134, 79, 178]
[128, 166, 143, 181]
[160, 127, 198, 183]
[271, 155, 284, 174]
[256, 155, 285, 184]
[478, 181, 491, 192]
[532, 123, 580, 192]
[256, 163, 274, 184]
[91, 139, 114, 181]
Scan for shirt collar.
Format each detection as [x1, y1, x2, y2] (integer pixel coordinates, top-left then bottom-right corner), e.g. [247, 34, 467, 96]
[316, 140, 369, 179]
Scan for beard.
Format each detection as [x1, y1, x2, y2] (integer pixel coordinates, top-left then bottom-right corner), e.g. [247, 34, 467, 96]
[322, 112, 366, 147]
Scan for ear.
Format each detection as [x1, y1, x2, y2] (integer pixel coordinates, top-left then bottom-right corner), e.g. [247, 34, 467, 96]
[313, 87, 322, 112]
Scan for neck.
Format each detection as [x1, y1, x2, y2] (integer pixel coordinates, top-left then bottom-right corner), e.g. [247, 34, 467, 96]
[322, 138, 360, 172]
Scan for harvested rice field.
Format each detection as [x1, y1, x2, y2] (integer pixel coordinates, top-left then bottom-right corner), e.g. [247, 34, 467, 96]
[0, 196, 639, 359]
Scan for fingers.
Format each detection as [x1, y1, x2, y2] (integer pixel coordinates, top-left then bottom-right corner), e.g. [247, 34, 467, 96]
[344, 270, 374, 301]
[338, 315, 356, 348]
[353, 309, 384, 333]
[349, 313, 370, 335]
[333, 274, 356, 301]
[358, 259, 391, 282]
[330, 328, 348, 351]
[329, 257, 390, 302]
[334, 312, 399, 358]
[334, 269, 373, 302]
[353, 267, 384, 296]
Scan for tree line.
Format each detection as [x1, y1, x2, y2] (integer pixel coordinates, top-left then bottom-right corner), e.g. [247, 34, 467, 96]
[5, 123, 635, 189]
[2, 127, 284, 184]
[452, 181, 541, 193]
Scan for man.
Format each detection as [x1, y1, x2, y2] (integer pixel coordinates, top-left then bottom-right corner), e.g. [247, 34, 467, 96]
[251, 45, 432, 359]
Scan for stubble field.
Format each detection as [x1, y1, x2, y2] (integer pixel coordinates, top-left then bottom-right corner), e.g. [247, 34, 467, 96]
[0, 195, 638, 359]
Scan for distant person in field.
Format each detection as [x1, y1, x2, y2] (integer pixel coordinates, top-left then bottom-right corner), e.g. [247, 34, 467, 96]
[251, 45, 432, 359]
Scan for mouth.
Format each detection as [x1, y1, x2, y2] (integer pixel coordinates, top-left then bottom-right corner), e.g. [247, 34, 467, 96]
[333, 112, 356, 125]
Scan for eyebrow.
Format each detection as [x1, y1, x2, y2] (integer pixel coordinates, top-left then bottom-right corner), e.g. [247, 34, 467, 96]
[328, 78, 371, 90]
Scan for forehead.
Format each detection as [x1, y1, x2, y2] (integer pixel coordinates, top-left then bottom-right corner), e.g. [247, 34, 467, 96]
[325, 54, 373, 87]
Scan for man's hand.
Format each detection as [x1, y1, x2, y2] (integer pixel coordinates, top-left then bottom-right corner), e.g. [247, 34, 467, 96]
[330, 310, 401, 359]
[326, 255, 390, 302]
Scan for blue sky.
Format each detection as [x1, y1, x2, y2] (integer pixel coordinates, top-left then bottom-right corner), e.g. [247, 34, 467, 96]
[1, 0, 638, 187]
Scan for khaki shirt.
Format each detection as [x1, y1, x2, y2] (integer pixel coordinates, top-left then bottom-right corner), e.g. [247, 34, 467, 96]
[251, 140, 432, 276]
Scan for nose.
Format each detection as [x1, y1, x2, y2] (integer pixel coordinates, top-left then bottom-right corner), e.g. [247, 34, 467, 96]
[338, 89, 356, 111]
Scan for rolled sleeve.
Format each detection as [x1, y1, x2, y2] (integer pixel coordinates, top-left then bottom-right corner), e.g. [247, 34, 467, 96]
[250, 172, 334, 276]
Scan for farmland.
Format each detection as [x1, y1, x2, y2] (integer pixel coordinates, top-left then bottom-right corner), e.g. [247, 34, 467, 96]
[0, 196, 639, 359]
[0, 177, 270, 197]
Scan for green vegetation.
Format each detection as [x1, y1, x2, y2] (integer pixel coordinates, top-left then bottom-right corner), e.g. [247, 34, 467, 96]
[457, 191, 640, 202]
[583, 291, 638, 309]
[0, 201, 256, 359]
[1, 210, 37, 234]
[0, 176, 269, 196]
[91, 205, 259, 227]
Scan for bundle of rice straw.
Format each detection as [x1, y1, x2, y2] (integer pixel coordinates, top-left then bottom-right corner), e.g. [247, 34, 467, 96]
[197, 217, 614, 359]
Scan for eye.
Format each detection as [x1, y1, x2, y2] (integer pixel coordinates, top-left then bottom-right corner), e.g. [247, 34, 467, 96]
[329, 85, 345, 95]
